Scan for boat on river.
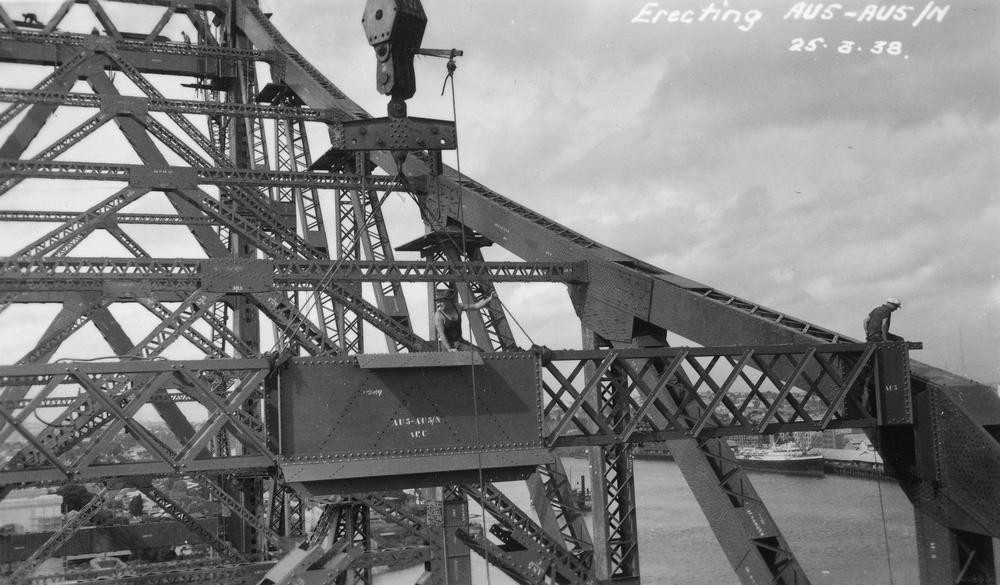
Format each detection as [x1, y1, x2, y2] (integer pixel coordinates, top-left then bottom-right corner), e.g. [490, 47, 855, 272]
[821, 438, 891, 480]
[733, 437, 824, 477]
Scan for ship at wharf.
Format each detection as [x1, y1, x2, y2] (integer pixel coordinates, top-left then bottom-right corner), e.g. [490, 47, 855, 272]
[634, 431, 893, 481]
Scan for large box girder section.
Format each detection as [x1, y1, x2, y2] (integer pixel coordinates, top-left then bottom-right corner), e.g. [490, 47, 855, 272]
[277, 352, 551, 493]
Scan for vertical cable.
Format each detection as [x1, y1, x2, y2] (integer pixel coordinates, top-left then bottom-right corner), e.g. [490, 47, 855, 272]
[444, 56, 467, 257]
[445, 54, 490, 584]
[873, 430, 895, 585]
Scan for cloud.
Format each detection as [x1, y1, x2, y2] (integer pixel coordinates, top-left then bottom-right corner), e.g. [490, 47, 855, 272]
[0, 0, 992, 383]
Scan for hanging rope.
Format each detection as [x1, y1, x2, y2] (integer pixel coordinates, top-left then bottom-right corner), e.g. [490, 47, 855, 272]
[448, 53, 492, 585]
[873, 430, 896, 585]
[439, 51, 493, 585]
[493, 296, 537, 348]
[441, 51, 469, 257]
[440, 51, 458, 97]
[468, 349, 493, 585]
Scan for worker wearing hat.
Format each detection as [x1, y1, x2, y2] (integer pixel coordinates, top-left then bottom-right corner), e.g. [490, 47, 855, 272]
[433, 286, 497, 351]
[863, 297, 903, 342]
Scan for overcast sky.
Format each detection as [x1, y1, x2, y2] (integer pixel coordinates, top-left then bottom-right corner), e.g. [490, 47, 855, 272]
[267, 0, 998, 383]
[0, 0, 994, 384]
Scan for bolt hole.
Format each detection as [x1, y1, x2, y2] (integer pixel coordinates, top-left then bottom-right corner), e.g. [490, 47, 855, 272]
[375, 9, 383, 19]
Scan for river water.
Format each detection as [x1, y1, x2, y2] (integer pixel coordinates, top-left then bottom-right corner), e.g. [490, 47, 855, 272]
[381, 456, 920, 585]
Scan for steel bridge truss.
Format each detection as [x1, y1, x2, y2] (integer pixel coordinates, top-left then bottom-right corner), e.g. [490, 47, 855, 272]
[0, 343, 900, 484]
[0, 1, 996, 585]
[541, 343, 904, 446]
[0, 342, 909, 584]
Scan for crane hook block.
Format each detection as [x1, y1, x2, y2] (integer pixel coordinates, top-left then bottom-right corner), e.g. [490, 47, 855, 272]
[362, 0, 427, 101]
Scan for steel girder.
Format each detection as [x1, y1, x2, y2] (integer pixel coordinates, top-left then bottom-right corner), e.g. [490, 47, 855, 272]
[0, 256, 581, 292]
[347, 158, 414, 352]
[0, 209, 219, 224]
[0, 157, 398, 190]
[458, 482, 593, 585]
[0, 88, 338, 122]
[0, 1, 324, 579]
[0, 2, 990, 585]
[0, 287, 247, 490]
[541, 343, 902, 445]
[0, 341, 896, 481]
[234, 4, 996, 580]
[0, 358, 273, 485]
[136, 481, 247, 563]
[225, 3, 999, 583]
[0, 345, 900, 582]
[7, 487, 110, 585]
[528, 459, 594, 564]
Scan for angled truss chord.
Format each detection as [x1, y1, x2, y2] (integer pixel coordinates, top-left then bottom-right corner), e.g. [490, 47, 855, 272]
[86, 0, 121, 39]
[8, 487, 109, 585]
[755, 348, 816, 431]
[546, 353, 620, 442]
[104, 225, 151, 258]
[194, 474, 285, 550]
[144, 5, 176, 43]
[0, 27, 263, 60]
[12, 186, 151, 258]
[250, 290, 339, 355]
[68, 369, 178, 471]
[104, 49, 230, 166]
[136, 296, 255, 359]
[173, 367, 272, 464]
[460, 482, 593, 584]
[688, 349, 756, 437]
[629, 341, 814, 585]
[4, 292, 106, 372]
[0, 292, 224, 483]
[528, 459, 594, 560]
[0, 5, 15, 31]
[0, 397, 73, 477]
[0, 373, 67, 446]
[84, 72, 234, 259]
[186, 9, 221, 47]
[0, 157, 401, 190]
[0, 88, 337, 122]
[818, 345, 878, 428]
[131, 289, 223, 358]
[616, 351, 689, 441]
[138, 481, 247, 562]
[0, 110, 113, 196]
[0, 48, 96, 130]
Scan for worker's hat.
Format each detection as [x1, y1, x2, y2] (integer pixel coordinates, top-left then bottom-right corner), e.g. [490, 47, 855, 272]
[434, 287, 456, 301]
[886, 297, 902, 307]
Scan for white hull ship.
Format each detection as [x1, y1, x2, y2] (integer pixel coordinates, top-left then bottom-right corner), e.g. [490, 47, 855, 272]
[732, 437, 825, 477]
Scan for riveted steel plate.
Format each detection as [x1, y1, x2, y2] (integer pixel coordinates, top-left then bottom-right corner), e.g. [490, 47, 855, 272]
[200, 259, 275, 293]
[922, 385, 1000, 532]
[582, 261, 652, 319]
[356, 351, 484, 369]
[130, 166, 199, 190]
[941, 383, 1000, 426]
[278, 353, 547, 485]
[875, 343, 912, 425]
[335, 117, 456, 151]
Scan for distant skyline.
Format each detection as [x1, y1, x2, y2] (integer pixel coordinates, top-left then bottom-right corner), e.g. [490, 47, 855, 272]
[271, 0, 998, 383]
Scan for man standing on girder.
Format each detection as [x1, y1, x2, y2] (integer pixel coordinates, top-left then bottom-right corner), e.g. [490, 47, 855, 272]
[858, 297, 903, 417]
[864, 297, 903, 342]
[433, 287, 495, 352]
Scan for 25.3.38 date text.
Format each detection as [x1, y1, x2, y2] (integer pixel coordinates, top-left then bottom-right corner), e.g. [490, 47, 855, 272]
[789, 37, 907, 58]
